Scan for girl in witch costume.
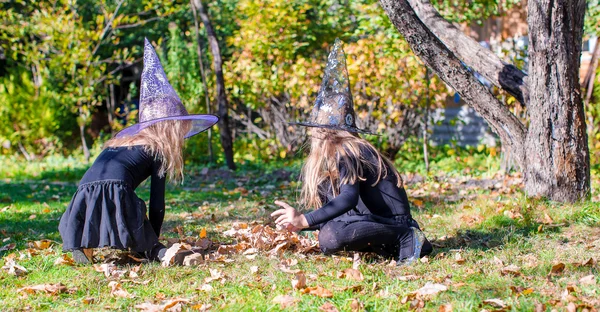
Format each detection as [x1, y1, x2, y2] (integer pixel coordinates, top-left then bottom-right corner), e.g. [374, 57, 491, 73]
[58, 39, 218, 264]
[271, 39, 432, 265]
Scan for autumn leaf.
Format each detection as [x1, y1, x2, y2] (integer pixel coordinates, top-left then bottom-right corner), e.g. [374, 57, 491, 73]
[108, 281, 133, 298]
[161, 243, 192, 267]
[579, 275, 596, 285]
[414, 282, 448, 297]
[31, 239, 52, 250]
[350, 298, 363, 312]
[482, 298, 508, 309]
[54, 254, 75, 266]
[204, 269, 224, 283]
[292, 271, 306, 289]
[500, 265, 522, 277]
[250, 266, 259, 274]
[438, 303, 453, 312]
[319, 302, 339, 312]
[582, 257, 597, 267]
[549, 262, 565, 275]
[301, 286, 333, 298]
[339, 268, 364, 281]
[454, 252, 465, 264]
[135, 298, 190, 311]
[272, 295, 298, 308]
[0, 243, 16, 252]
[199, 228, 207, 239]
[2, 258, 27, 276]
[182, 253, 203, 266]
[18, 283, 67, 295]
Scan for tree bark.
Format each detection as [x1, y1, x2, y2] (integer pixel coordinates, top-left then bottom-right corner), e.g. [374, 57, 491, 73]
[193, 0, 236, 170]
[524, 0, 590, 201]
[379, 0, 527, 168]
[190, 0, 214, 163]
[406, 0, 529, 106]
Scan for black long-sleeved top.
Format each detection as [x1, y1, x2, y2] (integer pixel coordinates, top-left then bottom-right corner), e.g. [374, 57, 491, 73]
[80, 145, 165, 235]
[303, 147, 411, 227]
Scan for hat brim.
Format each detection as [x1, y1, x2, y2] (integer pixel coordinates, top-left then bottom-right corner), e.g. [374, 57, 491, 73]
[115, 114, 219, 139]
[289, 121, 375, 135]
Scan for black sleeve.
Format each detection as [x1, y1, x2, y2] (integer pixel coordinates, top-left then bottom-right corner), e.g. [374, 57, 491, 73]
[303, 161, 360, 227]
[148, 160, 166, 237]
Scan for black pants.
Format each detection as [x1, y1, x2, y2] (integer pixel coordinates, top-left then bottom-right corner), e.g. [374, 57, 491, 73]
[316, 220, 410, 258]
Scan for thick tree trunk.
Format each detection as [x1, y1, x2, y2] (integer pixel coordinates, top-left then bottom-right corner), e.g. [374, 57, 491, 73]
[194, 0, 236, 170]
[190, 0, 214, 163]
[524, 0, 590, 201]
[379, 0, 527, 168]
[406, 0, 529, 106]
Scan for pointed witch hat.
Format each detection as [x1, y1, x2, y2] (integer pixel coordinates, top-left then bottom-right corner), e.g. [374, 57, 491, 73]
[291, 38, 372, 134]
[115, 38, 218, 139]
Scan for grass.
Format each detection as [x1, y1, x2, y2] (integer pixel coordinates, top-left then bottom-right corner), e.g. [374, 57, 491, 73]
[1, 155, 599, 311]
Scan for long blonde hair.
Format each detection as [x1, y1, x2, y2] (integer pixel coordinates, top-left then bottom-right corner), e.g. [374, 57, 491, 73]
[105, 120, 191, 183]
[300, 128, 402, 209]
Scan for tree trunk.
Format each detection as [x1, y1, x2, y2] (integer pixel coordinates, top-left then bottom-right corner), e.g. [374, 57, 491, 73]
[380, 0, 591, 202]
[190, 0, 214, 163]
[406, 0, 529, 106]
[193, 0, 236, 170]
[379, 0, 527, 168]
[524, 0, 590, 201]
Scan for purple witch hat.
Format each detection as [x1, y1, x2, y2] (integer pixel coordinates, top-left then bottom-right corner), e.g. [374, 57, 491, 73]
[291, 38, 372, 134]
[115, 38, 218, 139]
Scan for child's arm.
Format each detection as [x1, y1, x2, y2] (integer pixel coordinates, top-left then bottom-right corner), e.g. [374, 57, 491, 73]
[149, 162, 166, 237]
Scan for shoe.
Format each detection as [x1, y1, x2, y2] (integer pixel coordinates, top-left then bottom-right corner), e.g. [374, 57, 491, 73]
[420, 237, 433, 258]
[397, 227, 425, 266]
[73, 248, 94, 264]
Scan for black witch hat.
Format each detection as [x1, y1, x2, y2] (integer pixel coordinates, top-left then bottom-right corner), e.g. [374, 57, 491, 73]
[291, 38, 372, 134]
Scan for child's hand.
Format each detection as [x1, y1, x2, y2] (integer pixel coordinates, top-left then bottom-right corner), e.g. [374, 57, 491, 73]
[271, 200, 309, 230]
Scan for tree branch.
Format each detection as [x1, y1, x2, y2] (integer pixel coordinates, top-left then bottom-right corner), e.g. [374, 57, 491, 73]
[406, 0, 529, 106]
[91, 0, 125, 56]
[380, 0, 527, 168]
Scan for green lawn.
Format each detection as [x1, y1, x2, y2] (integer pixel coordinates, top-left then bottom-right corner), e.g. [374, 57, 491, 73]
[1, 156, 599, 311]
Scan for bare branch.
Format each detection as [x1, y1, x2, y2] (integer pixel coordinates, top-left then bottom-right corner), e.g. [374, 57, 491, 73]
[380, 0, 527, 168]
[406, 0, 529, 106]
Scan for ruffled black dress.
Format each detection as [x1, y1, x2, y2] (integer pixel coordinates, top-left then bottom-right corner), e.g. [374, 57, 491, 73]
[59, 146, 166, 253]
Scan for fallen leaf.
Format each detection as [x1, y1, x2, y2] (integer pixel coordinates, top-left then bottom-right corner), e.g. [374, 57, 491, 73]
[199, 228, 207, 239]
[550, 263, 565, 275]
[135, 298, 190, 311]
[31, 240, 52, 250]
[482, 298, 507, 309]
[250, 266, 259, 274]
[319, 302, 339, 312]
[582, 257, 597, 267]
[18, 283, 67, 295]
[108, 281, 133, 298]
[93, 263, 117, 278]
[183, 253, 203, 266]
[350, 298, 363, 312]
[454, 253, 465, 264]
[54, 254, 75, 266]
[500, 265, 522, 277]
[161, 243, 191, 267]
[439, 303, 453, 312]
[2, 258, 27, 276]
[302, 286, 333, 298]
[579, 275, 596, 285]
[510, 286, 534, 297]
[340, 268, 364, 281]
[82, 297, 95, 305]
[566, 302, 577, 312]
[0, 243, 16, 252]
[414, 283, 448, 297]
[292, 271, 306, 289]
[198, 284, 213, 292]
[204, 269, 224, 283]
[272, 295, 298, 308]
[397, 275, 420, 281]
[281, 258, 298, 267]
[533, 303, 545, 312]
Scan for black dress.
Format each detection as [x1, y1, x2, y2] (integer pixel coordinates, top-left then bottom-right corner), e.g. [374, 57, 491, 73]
[303, 147, 432, 258]
[59, 145, 165, 253]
